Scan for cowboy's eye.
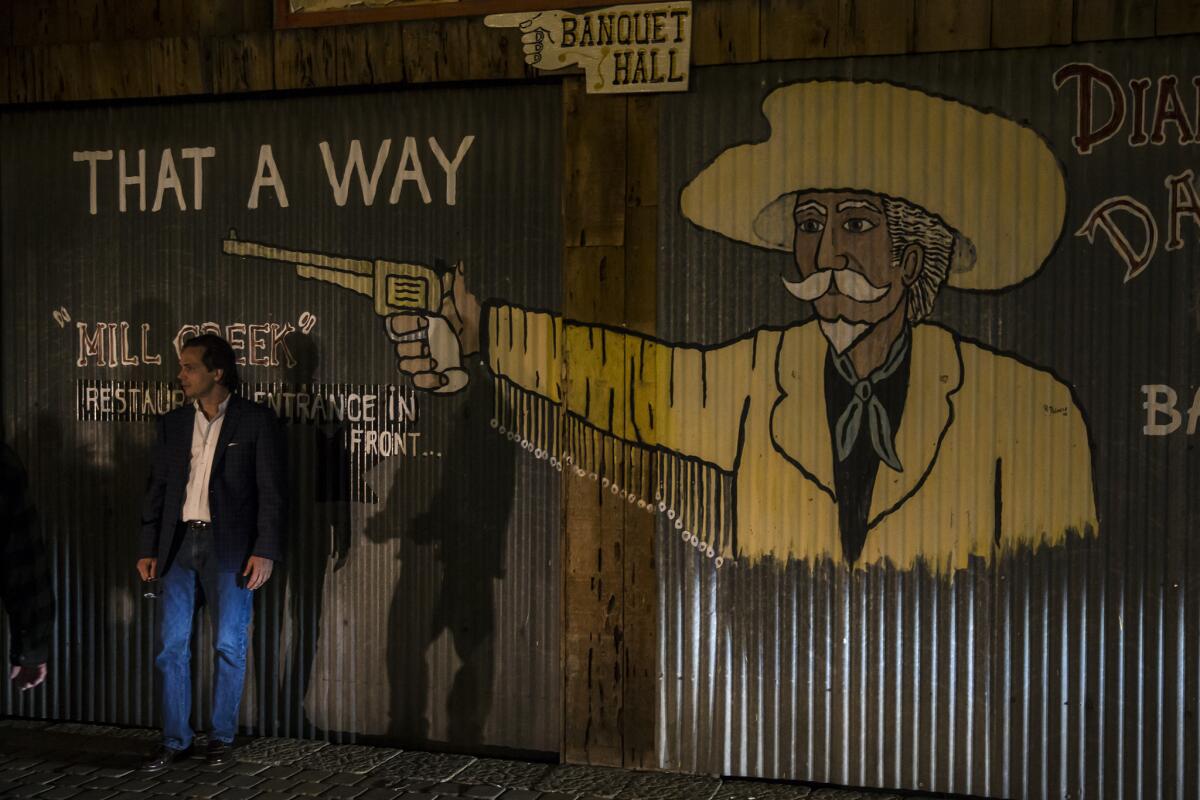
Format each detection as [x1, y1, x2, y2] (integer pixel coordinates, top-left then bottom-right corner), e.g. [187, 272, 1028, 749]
[795, 218, 825, 234]
[843, 217, 877, 233]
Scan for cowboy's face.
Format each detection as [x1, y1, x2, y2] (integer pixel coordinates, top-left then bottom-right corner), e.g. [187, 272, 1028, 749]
[790, 191, 912, 324]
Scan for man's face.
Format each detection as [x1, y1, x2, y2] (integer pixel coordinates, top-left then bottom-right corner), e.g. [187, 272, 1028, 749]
[177, 346, 221, 400]
[789, 191, 911, 325]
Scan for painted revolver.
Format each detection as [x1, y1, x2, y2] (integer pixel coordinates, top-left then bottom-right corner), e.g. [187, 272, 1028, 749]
[221, 230, 469, 392]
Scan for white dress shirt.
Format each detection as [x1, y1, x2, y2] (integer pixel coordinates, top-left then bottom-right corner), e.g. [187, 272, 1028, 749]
[181, 396, 230, 523]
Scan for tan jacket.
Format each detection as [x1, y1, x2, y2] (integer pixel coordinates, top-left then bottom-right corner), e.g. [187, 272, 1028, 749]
[490, 308, 1097, 570]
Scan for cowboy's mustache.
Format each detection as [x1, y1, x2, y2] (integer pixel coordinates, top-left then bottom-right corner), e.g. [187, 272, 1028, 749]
[781, 268, 890, 303]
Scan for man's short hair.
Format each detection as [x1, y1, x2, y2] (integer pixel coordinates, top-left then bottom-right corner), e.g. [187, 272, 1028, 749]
[883, 198, 956, 323]
[182, 333, 240, 390]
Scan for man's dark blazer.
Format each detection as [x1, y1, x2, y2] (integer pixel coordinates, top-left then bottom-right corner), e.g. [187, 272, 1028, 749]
[140, 392, 287, 574]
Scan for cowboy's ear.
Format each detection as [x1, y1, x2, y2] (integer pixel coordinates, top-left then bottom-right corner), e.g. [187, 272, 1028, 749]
[900, 244, 924, 286]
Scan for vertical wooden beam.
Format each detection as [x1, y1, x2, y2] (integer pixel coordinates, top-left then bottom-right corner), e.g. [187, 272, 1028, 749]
[761, 0, 839, 61]
[561, 77, 630, 767]
[563, 79, 626, 248]
[620, 93, 659, 771]
[840, 0, 915, 56]
[914, 0, 990, 52]
[991, 0, 1072, 47]
[1076, 0, 1154, 40]
[1156, 0, 1200, 34]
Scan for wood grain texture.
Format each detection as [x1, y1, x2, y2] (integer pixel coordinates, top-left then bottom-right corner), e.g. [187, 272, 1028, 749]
[147, 36, 208, 96]
[914, 0, 990, 52]
[1076, 0, 1154, 40]
[273, 26, 337, 91]
[620, 204, 658, 771]
[39, 42, 92, 101]
[991, 0, 1072, 46]
[563, 81, 627, 248]
[562, 243, 629, 768]
[761, 0, 839, 60]
[625, 96, 658, 211]
[12, 0, 61, 47]
[211, 32, 274, 94]
[1157, 0, 1200, 34]
[365, 21, 407, 84]
[840, 0, 915, 56]
[693, 0, 761, 65]
[334, 24, 373, 86]
[90, 40, 152, 99]
[400, 19, 473, 83]
[0, 49, 9, 104]
[7, 47, 45, 104]
[186, 0, 272, 38]
[466, 17, 530, 81]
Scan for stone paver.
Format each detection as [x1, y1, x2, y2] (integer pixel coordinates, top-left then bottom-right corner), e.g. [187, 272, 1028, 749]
[713, 779, 814, 799]
[299, 743, 404, 774]
[0, 720, 942, 800]
[537, 764, 634, 797]
[455, 758, 553, 789]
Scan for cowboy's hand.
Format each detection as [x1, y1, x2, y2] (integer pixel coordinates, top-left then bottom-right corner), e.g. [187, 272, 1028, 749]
[484, 11, 599, 73]
[136, 557, 157, 581]
[386, 262, 479, 395]
[10, 663, 47, 691]
[242, 556, 274, 590]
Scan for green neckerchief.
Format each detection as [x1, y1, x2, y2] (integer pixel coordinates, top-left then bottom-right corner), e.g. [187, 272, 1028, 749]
[828, 328, 910, 472]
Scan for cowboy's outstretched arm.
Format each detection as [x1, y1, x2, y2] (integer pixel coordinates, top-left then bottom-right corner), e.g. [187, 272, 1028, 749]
[487, 303, 752, 471]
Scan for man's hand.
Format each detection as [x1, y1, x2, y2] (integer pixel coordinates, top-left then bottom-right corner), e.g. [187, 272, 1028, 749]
[136, 557, 157, 581]
[242, 556, 274, 591]
[387, 262, 481, 395]
[10, 663, 47, 691]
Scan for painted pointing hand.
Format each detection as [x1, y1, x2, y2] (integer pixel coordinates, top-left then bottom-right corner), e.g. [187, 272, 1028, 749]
[485, 11, 601, 75]
[386, 262, 479, 395]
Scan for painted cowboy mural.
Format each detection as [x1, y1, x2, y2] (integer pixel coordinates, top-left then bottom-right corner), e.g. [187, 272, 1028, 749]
[234, 80, 1100, 570]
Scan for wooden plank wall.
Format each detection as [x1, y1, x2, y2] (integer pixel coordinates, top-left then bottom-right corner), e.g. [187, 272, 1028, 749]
[0, 0, 1196, 772]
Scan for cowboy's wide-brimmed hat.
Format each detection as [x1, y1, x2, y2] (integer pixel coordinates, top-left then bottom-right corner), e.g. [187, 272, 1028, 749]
[679, 80, 1066, 291]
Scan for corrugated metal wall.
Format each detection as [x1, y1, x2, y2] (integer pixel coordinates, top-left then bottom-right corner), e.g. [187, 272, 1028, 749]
[657, 40, 1200, 799]
[0, 82, 563, 754]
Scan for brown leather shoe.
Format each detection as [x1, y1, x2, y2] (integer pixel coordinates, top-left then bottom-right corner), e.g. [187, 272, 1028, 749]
[206, 738, 233, 765]
[140, 746, 192, 772]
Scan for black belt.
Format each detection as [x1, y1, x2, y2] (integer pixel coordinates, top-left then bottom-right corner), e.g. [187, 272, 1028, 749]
[183, 520, 211, 530]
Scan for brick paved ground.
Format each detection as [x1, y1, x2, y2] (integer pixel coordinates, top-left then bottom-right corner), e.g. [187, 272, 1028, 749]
[0, 719, 941, 800]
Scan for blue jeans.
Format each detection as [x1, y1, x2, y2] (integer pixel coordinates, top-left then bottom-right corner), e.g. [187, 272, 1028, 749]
[156, 526, 254, 750]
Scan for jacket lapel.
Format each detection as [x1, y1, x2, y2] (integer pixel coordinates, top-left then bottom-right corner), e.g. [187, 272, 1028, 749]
[867, 324, 962, 526]
[210, 394, 243, 473]
[770, 321, 836, 498]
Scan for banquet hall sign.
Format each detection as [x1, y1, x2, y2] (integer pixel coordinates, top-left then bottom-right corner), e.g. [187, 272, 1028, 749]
[485, 1, 692, 94]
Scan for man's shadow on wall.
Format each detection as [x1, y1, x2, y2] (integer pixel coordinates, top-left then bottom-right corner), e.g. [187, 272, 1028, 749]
[366, 362, 515, 747]
[252, 332, 352, 739]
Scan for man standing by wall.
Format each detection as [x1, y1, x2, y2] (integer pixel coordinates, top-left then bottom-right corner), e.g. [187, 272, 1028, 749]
[1, 440, 53, 692]
[137, 334, 286, 770]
